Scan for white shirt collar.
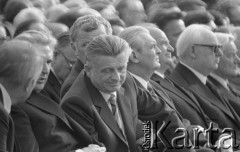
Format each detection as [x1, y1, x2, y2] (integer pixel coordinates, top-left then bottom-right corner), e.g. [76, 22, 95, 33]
[210, 73, 229, 91]
[99, 91, 117, 102]
[130, 73, 148, 90]
[154, 71, 165, 79]
[0, 84, 12, 113]
[181, 62, 207, 85]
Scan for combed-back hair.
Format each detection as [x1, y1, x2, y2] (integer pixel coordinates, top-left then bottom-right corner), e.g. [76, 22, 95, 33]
[70, 15, 112, 42]
[86, 35, 131, 63]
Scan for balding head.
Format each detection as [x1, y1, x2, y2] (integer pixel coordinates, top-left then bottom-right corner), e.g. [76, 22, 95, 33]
[177, 24, 223, 76]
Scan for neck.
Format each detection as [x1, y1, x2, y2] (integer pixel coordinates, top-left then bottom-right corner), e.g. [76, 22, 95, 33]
[128, 65, 153, 81]
[156, 67, 166, 75]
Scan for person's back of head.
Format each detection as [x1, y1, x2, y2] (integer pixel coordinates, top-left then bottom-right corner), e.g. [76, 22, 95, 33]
[3, 0, 31, 23]
[14, 19, 51, 37]
[63, 0, 88, 9]
[13, 7, 46, 28]
[116, 0, 147, 27]
[70, 15, 112, 43]
[45, 22, 69, 38]
[45, 4, 69, 22]
[0, 39, 44, 104]
[209, 9, 230, 27]
[56, 8, 101, 28]
[177, 0, 207, 12]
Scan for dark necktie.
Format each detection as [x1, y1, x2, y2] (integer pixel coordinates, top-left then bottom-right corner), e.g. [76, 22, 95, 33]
[228, 82, 240, 98]
[108, 94, 117, 116]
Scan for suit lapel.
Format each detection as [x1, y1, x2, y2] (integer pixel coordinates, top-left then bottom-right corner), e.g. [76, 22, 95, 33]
[84, 74, 128, 144]
[152, 73, 203, 114]
[173, 64, 237, 120]
[117, 88, 135, 147]
[27, 91, 71, 128]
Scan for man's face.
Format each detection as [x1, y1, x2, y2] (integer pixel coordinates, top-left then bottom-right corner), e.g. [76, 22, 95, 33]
[217, 41, 240, 77]
[163, 19, 185, 54]
[193, 36, 223, 76]
[34, 45, 53, 92]
[120, 1, 147, 27]
[73, 24, 107, 63]
[85, 51, 130, 93]
[153, 31, 175, 72]
[52, 44, 76, 83]
[137, 33, 161, 71]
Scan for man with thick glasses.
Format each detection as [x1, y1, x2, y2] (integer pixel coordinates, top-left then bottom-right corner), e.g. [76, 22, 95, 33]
[169, 24, 240, 151]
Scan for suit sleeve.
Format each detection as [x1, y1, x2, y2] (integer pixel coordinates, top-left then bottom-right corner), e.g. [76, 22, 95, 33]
[0, 108, 9, 152]
[61, 96, 103, 147]
[11, 105, 39, 152]
[124, 74, 195, 152]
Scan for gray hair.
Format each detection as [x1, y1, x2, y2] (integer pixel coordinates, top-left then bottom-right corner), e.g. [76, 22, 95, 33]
[215, 32, 235, 47]
[15, 30, 57, 50]
[176, 24, 214, 58]
[86, 35, 131, 63]
[0, 39, 43, 87]
[70, 15, 112, 42]
[119, 26, 149, 52]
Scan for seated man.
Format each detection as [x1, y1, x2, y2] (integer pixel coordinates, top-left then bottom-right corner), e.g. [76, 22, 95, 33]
[208, 33, 240, 116]
[0, 39, 43, 152]
[60, 15, 112, 98]
[169, 24, 240, 149]
[61, 34, 206, 152]
[11, 30, 106, 152]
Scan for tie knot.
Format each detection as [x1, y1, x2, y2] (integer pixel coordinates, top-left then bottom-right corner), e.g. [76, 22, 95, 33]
[108, 94, 116, 105]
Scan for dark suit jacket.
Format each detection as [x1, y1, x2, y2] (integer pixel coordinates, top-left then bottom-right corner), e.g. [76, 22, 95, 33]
[60, 59, 84, 99]
[169, 63, 240, 135]
[229, 76, 240, 92]
[208, 75, 240, 117]
[61, 71, 195, 152]
[0, 89, 15, 152]
[40, 70, 61, 104]
[151, 73, 211, 128]
[11, 91, 93, 152]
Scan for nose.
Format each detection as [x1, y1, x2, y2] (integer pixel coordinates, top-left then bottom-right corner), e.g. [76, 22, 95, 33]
[167, 44, 174, 53]
[155, 46, 161, 55]
[216, 48, 223, 57]
[42, 62, 50, 75]
[111, 70, 121, 82]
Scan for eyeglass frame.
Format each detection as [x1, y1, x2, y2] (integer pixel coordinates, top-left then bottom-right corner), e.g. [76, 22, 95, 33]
[56, 49, 75, 70]
[192, 43, 222, 54]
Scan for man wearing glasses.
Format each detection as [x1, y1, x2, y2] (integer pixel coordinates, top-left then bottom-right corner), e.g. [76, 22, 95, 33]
[169, 24, 240, 151]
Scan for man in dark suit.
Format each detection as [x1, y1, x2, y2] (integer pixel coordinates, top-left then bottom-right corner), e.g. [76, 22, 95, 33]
[208, 32, 240, 117]
[0, 39, 44, 152]
[169, 24, 239, 150]
[60, 15, 112, 98]
[147, 26, 227, 146]
[61, 34, 206, 152]
[11, 30, 105, 152]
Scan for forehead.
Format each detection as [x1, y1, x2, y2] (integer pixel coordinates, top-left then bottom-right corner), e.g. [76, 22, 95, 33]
[76, 24, 107, 42]
[198, 31, 219, 45]
[164, 19, 185, 34]
[224, 41, 238, 53]
[92, 52, 129, 69]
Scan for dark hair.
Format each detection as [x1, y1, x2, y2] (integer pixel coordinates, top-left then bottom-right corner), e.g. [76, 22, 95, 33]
[3, 0, 29, 23]
[14, 19, 41, 37]
[149, 8, 184, 29]
[209, 9, 228, 26]
[183, 10, 214, 27]
[177, 0, 206, 12]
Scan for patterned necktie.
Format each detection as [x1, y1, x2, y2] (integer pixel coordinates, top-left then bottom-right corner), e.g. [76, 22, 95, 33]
[108, 94, 117, 116]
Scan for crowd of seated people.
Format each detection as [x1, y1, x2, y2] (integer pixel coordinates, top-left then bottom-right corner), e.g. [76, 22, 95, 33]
[2, 0, 240, 152]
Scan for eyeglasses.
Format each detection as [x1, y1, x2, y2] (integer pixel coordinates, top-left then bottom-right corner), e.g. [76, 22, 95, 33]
[193, 44, 222, 54]
[58, 50, 75, 70]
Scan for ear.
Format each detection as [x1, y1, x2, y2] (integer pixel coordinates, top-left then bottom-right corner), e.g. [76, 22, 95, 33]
[189, 45, 197, 59]
[129, 50, 140, 63]
[84, 62, 91, 77]
[71, 42, 79, 57]
[23, 78, 36, 94]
